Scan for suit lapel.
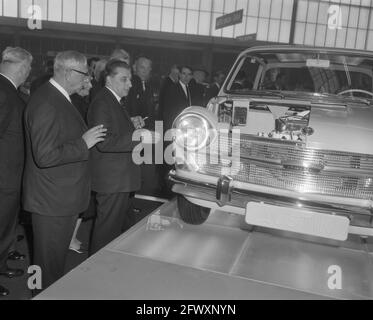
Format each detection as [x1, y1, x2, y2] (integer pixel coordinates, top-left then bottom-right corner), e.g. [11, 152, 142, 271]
[0, 74, 24, 106]
[103, 88, 135, 130]
[46, 82, 88, 129]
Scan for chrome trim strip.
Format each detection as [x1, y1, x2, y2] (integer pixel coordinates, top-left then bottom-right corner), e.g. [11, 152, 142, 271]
[170, 170, 373, 210]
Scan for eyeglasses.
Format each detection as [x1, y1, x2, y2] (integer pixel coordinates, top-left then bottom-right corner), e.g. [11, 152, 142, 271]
[71, 68, 90, 77]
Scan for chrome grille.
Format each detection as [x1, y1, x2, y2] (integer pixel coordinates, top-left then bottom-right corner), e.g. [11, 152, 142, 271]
[217, 134, 373, 172]
[197, 134, 373, 200]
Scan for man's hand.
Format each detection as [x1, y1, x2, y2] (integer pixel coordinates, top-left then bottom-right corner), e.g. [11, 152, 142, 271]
[131, 116, 145, 130]
[82, 125, 107, 149]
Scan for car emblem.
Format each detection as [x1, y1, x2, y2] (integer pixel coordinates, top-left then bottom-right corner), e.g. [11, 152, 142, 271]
[281, 160, 325, 173]
[302, 126, 315, 136]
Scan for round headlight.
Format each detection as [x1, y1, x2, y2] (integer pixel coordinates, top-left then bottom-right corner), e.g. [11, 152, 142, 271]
[174, 114, 210, 151]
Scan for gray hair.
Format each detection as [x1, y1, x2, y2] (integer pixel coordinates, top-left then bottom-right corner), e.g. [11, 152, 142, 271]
[110, 49, 130, 63]
[94, 58, 108, 81]
[1, 47, 33, 65]
[54, 51, 87, 75]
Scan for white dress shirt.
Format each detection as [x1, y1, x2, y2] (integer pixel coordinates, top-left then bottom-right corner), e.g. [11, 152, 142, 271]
[49, 78, 71, 103]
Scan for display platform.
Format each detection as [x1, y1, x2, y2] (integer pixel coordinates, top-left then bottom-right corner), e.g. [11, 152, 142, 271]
[35, 200, 373, 300]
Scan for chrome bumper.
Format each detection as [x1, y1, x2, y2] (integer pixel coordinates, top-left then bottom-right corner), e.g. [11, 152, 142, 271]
[169, 170, 373, 218]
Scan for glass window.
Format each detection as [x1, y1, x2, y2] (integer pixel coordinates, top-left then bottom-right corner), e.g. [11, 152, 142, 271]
[174, 8, 186, 33]
[198, 11, 210, 35]
[306, 1, 319, 24]
[188, 0, 200, 11]
[150, 0, 162, 6]
[224, 0, 237, 14]
[367, 31, 373, 51]
[245, 16, 258, 35]
[304, 23, 316, 46]
[135, 4, 149, 30]
[259, 0, 271, 18]
[91, 0, 104, 25]
[257, 18, 269, 41]
[335, 28, 347, 48]
[104, 0, 117, 27]
[175, 0, 187, 10]
[4, 0, 18, 17]
[268, 19, 280, 42]
[48, 0, 62, 21]
[355, 29, 367, 50]
[317, 2, 329, 24]
[248, 0, 260, 17]
[358, 8, 370, 29]
[34, 0, 48, 20]
[346, 28, 357, 49]
[281, 0, 293, 20]
[222, 25, 234, 38]
[297, 0, 308, 22]
[279, 20, 291, 43]
[161, 7, 174, 32]
[200, 0, 211, 11]
[149, 5, 161, 31]
[294, 22, 306, 44]
[163, 0, 175, 7]
[186, 10, 198, 34]
[315, 24, 327, 46]
[20, 0, 33, 19]
[77, 0, 91, 24]
[325, 29, 337, 47]
[123, 2, 135, 28]
[270, 0, 282, 19]
[62, 0, 76, 23]
[213, 0, 224, 13]
[348, 7, 359, 28]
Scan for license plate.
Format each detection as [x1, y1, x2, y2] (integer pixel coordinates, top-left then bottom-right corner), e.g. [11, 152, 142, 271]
[245, 202, 350, 241]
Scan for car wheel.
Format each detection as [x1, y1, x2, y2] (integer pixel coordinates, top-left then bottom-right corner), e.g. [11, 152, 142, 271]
[177, 195, 211, 225]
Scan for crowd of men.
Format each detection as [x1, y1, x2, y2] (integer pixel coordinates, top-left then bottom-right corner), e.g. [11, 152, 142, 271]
[0, 46, 226, 297]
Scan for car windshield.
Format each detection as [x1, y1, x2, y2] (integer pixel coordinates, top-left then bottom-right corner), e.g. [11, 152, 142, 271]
[225, 50, 373, 100]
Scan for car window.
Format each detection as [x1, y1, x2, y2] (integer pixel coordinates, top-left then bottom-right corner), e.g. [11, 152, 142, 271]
[225, 51, 373, 101]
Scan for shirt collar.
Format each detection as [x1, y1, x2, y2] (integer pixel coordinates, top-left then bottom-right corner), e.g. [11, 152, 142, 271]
[179, 81, 188, 89]
[49, 78, 71, 103]
[106, 86, 122, 103]
[0, 73, 17, 89]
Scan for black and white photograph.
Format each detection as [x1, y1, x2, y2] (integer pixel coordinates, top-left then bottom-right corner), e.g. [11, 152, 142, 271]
[0, 0, 373, 303]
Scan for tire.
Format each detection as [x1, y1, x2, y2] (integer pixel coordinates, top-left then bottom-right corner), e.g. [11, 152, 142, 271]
[177, 195, 211, 225]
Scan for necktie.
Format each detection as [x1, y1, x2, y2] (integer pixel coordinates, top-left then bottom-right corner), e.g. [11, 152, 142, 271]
[142, 81, 146, 92]
[186, 84, 191, 106]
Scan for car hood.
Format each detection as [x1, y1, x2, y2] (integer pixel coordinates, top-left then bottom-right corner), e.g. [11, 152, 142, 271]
[307, 103, 373, 155]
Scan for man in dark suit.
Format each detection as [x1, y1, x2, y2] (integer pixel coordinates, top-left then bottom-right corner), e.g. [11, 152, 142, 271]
[206, 70, 226, 102]
[127, 56, 162, 197]
[87, 60, 142, 255]
[0, 47, 33, 297]
[159, 64, 180, 115]
[23, 51, 107, 290]
[127, 56, 156, 130]
[189, 67, 209, 107]
[161, 66, 194, 132]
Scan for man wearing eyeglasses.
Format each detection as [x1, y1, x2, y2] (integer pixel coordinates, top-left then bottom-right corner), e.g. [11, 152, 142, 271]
[23, 51, 107, 291]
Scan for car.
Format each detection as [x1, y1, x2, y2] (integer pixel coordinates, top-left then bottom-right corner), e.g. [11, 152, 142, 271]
[169, 45, 373, 242]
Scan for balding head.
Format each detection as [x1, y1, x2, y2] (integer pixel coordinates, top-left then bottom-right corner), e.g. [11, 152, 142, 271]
[0, 47, 33, 88]
[53, 51, 90, 95]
